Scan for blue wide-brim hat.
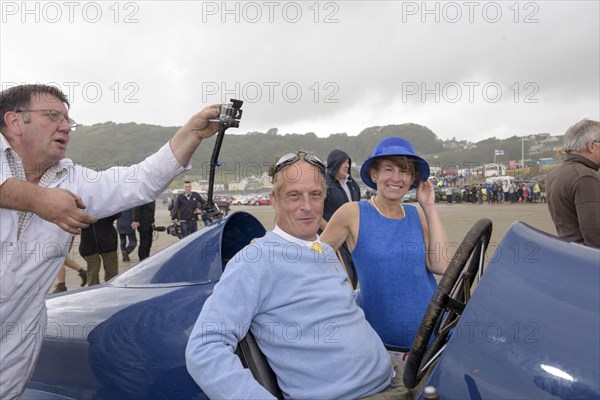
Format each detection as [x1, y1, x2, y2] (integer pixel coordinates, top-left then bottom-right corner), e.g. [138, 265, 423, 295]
[360, 137, 430, 190]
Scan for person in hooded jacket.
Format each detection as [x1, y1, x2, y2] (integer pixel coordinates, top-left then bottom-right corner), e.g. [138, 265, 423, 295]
[319, 149, 362, 288]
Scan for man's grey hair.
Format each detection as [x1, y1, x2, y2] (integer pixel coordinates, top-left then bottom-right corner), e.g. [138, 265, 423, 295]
[563, 119, 600, 153]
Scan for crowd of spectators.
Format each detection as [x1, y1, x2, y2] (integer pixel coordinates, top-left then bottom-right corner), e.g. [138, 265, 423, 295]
[427, 177, 546, 204]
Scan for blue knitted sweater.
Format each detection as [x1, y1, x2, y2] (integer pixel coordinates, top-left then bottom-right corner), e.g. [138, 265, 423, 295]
[186, 231, 394, 399]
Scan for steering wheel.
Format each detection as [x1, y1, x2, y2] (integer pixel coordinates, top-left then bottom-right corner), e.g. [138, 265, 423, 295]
[403, 218, 493, 389]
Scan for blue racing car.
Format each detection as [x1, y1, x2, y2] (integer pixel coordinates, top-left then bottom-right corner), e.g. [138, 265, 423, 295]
[23, 103, 600, 398]
[24, 212, 599, 399]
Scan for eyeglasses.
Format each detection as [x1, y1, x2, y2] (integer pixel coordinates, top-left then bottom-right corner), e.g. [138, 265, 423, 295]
[16, 109, 77, 131]
[273, 151, 326, 176]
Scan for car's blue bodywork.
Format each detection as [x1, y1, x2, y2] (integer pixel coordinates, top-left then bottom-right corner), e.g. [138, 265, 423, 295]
[26, 211, 265, 400]
[422, 222, 600, 399]
[25, 215, 599, 399]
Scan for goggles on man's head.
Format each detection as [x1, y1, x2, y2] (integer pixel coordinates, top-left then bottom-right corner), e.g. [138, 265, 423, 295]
[273, 151, 326, 176]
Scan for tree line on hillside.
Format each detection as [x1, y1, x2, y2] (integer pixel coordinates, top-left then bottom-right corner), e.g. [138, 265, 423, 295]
[67, 122, 562, 185]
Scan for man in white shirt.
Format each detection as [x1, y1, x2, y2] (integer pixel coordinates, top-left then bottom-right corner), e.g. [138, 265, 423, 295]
[0, 83, 221, 399]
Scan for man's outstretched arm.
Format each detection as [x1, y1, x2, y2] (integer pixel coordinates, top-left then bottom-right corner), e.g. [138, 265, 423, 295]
[0, 179, 97, 234]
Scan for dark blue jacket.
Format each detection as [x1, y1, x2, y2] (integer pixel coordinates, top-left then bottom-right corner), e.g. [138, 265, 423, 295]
[116, 208, 135, 235]
[171, 191, 205, 221]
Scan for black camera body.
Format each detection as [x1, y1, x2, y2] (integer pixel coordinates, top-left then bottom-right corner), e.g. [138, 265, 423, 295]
[166, 223, 183, 239]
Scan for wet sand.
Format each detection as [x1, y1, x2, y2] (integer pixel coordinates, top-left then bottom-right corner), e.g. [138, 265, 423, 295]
[60, 201, 556, 290]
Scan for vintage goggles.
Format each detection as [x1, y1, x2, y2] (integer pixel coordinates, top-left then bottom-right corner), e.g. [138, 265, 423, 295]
[273, 151, 326, 176]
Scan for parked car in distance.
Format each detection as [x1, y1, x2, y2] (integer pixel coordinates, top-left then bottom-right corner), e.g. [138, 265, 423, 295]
[251, 193, 271, 206]
[230, 195, 245, 205]
[243, 195, 256, 205]
[402, 189, 417, 202]
[434, 186, 464, 203]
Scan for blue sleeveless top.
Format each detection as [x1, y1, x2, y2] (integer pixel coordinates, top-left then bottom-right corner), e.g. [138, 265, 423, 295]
[352, 201, 437, 349]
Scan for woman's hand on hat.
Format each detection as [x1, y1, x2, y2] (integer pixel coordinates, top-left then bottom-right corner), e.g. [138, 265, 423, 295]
[416, 180, 435, 208]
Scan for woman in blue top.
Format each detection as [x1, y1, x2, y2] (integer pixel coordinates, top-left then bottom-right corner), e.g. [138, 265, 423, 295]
[321, 137, 449, 350]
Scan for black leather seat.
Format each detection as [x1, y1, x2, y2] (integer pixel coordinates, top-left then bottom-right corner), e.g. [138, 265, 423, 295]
[235, 332, 283, 399]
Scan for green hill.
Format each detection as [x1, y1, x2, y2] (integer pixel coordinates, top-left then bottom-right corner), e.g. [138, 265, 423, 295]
[67, 122, 562, 187]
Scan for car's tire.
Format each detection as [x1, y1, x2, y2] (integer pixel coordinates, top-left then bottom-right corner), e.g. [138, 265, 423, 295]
[403, 218, 493, 389]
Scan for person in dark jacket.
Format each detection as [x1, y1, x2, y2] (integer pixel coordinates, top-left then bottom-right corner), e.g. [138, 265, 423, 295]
[171, 181, 206, 237]
[547, 119, 600, 248]
[79, 214, 120, 286]
[133, 201, 156, 260]
[117, 208, 137, 262]
[320, 149, 362, 288]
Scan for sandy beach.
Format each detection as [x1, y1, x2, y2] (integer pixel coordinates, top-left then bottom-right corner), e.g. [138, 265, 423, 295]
[59, 201, 557, 291]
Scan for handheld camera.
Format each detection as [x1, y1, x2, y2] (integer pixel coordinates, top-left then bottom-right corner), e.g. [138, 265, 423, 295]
[165, 223, 183, 239]
[210, 99, 244, 128]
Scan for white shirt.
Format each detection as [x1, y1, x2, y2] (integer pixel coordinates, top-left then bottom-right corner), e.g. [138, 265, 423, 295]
[0, 138, 188, 399]
[337, 174, 352, 202]
[272, 225, 319, 249]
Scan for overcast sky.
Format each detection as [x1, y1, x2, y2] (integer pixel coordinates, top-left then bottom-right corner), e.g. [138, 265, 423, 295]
[1, 1, 598, 141]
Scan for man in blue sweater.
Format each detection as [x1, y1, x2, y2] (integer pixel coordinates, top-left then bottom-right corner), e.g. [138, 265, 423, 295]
[186, 151, 402, 399]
